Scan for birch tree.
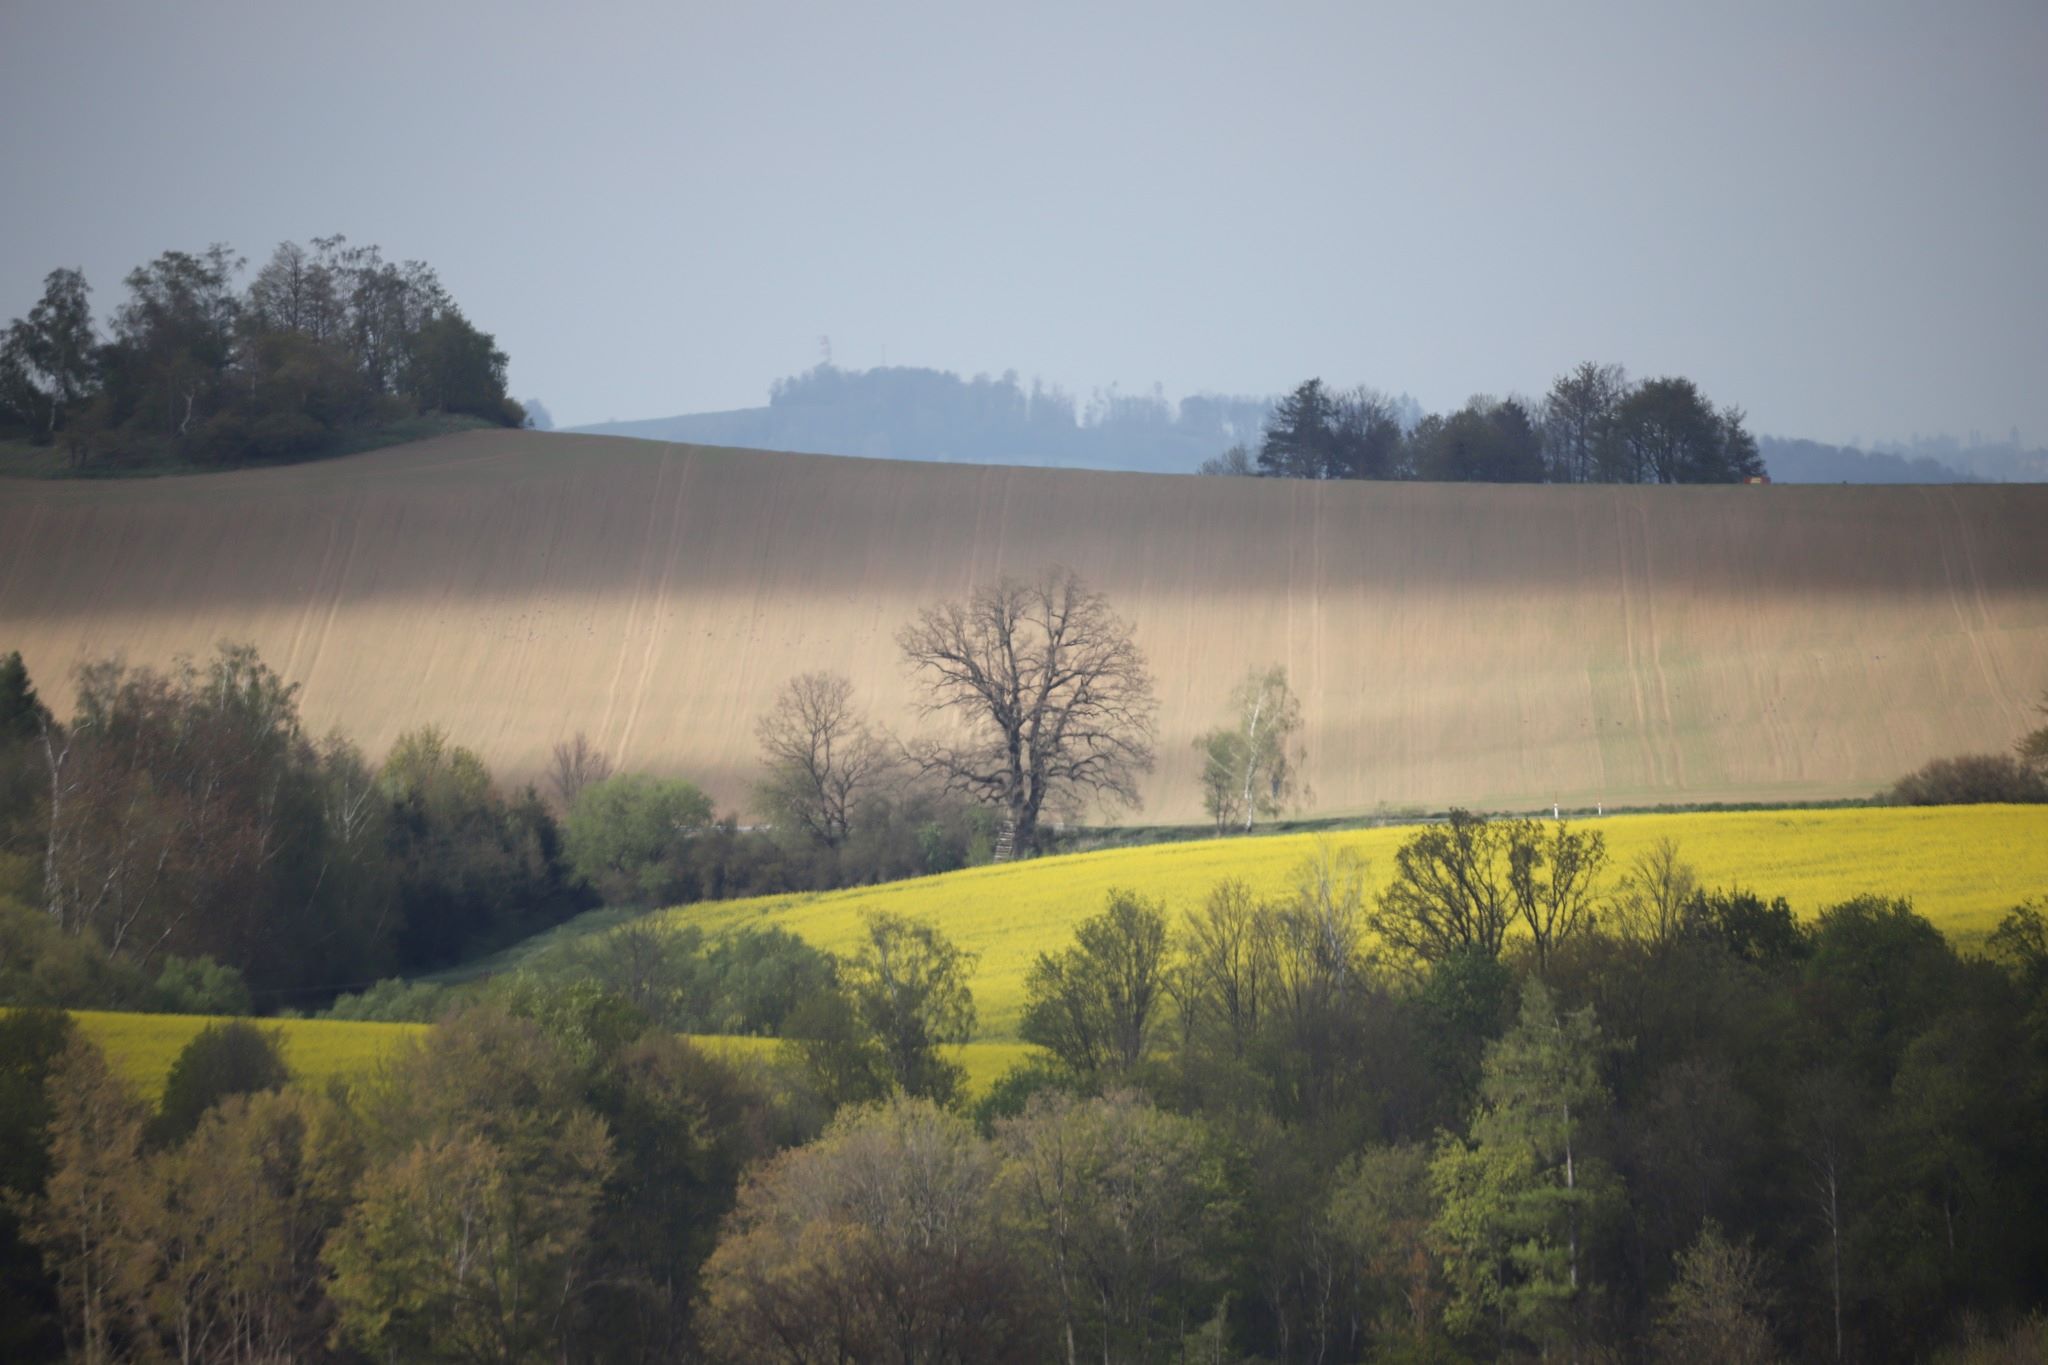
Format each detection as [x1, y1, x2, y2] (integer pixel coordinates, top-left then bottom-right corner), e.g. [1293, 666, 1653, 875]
[1193, 665, 1304, 833]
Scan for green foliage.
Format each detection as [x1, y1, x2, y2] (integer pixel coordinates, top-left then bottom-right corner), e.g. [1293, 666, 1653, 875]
[0, 899, 154, 1009]
[701, 927, 837, 1034]
[149, 1019, 290, 1147]
[1376, 811, 1522, 963]
[1022, 887, 1170, 1076]
[968, 1055, 1082, 1131]
[1615, 375, 1764, 483]
[563, 772, 717, 906]
[41, 644, 396, 996]
[995, 1090, 1236, 1361]
[839, 911, 977, 1105]
[19, 1036, 153, 1362]
[1408, 397, 1546, 482]
[700, 1096, 1047, 1363]
[1804, 896, 1960, 1087]
[1193, 664, 1304, 833]
[150, 954, 251, 1015]
[1249, 363, 1763, 484]
[6, 235, 522, 471]
[320, 975, 455, 1023]
[1377, 813, 1606, 967]
[382, 724, 591, 969]
[577, 1032, 780, 1356]
[0, 651, 49, 741]
[328, 1005, 618, 1361]
[1656, 1221, 1780, 1364]
[326, 1120, 613, 1364]
[494, 975, 651, 1071]
[0, 270, 97, 440]
[1684, 886, 1811, 966]
[0, 1009, 76, 1361]
[1431, 978, 1618, 1356]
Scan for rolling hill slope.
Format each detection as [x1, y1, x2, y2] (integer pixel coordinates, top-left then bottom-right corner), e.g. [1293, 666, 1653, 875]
[2, 430, 2045, 822]
[666, 805, 2048, 1039]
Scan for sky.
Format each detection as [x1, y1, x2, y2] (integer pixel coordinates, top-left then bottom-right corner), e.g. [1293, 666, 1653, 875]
[2, 0, 2044, 446]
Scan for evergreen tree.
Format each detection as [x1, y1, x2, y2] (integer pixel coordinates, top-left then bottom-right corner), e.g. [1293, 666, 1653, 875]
[1432, 977, 1618, 1355]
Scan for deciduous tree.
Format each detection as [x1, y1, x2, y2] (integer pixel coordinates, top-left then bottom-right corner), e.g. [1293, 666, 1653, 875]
[1022, 888, 1170, 1076]
[1376, 811, 1520, 964]
[996, 1090, 1234, 1364]
[838, 911, 978, 1105]
[899, 567, 1156, 856]
[1193, 664, 1304, 833]
[547, 730, 613, 811]
[0, 269, 97, 438]
[699, 1097, 1044, 1364]
[754, 671, 893, 849]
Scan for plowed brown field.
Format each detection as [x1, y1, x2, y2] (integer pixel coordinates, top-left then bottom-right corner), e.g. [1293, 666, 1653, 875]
[3, 431, 2044, 822]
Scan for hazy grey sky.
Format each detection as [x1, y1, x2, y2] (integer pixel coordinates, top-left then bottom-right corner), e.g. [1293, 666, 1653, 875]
[3, 0, 2043, 445]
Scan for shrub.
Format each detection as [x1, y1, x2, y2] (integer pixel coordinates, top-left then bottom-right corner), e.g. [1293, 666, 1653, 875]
[0, 900, 153, 1009]
[152, 954, 252, 1015]
[322, 976, 456, 1023]
[563, 774, 716, 906]
[1889, 752, 2047, 805]
[150, 1020, 291, 1147]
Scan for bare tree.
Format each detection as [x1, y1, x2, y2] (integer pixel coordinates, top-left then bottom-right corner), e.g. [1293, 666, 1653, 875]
[1375, 811, 1520, 964]
[1507, 819, 1608, 969]
[1195, 443, 1255, 476]
[753, 671, 892, 849]
[2018, 688, 2048, 775]
[1609, 837, 1700, 947]
[548, 731, 612, 811]
[898, 567, 1157, 857]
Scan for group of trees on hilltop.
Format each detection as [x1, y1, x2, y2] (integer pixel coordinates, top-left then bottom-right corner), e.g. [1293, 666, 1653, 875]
[1207, 363, 1767, 484]
[0, 236, 522, 468]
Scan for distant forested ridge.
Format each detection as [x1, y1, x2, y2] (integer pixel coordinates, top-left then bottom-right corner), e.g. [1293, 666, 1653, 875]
[581, 362, 1768, 483]
[1760, 436, 1980, 484]
[574, 363, 1297, 473]
[0, 238, 523, 471]
[589, 363, 2045, 486]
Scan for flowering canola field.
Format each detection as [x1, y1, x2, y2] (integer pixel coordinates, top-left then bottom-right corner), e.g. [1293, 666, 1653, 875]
[669, 805, 2048, 1040]
[64, 1011, 1034, 1103]
[51, 806, 2046, 1089]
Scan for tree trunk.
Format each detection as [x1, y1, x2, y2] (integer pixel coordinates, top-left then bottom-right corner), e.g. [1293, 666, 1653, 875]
[1238, 692, 1266, 832]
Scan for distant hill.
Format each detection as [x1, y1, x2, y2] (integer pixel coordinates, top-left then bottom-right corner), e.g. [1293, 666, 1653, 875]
[6, 429, 2045, 823]
[576, 364, 2035, 485]
[570, 363, 1282, 473]
[1758, 436, 1980, 484]
[1870, 437, 2048, 484]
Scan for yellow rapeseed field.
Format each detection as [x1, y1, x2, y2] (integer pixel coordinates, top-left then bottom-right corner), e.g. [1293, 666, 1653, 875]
[64, 1011, 1035, 1104]
[68, 1011, 426, 1102]
[52, 806, 2046, 1095]
[669, 805, 2048, 1041]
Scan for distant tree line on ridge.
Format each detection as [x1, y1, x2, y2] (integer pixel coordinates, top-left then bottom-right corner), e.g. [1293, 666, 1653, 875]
[1203, 363, 1767, 484]
[0, 236, 523, 469]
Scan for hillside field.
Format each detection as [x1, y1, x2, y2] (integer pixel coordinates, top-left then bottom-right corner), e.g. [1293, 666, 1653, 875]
[63, 1011, 1036, 1104]
[663, 805, 2048, 1039]
[4, 430, 2046, 822]
[41, 804, 2048, 1094]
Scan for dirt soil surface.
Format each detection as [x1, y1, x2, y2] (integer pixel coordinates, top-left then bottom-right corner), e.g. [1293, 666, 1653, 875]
[4, 430, 2045, 822]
